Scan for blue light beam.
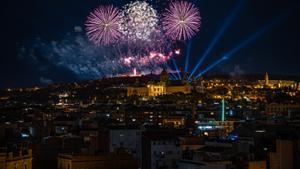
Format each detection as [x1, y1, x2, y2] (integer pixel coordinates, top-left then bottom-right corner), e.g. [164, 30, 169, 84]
[172, 58, 182, 80]
[195, 56, 227, 79]
[188, 0, 245, 80]
[195, 8, 294, 79]
[163, 63, 178, 80]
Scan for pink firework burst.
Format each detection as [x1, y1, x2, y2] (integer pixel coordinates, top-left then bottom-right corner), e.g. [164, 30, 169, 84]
[162, 1, 201, 41]
[85, 5, 122, 46]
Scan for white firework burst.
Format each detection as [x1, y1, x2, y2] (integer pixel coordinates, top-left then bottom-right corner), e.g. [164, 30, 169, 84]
[120, 1, 159, 41]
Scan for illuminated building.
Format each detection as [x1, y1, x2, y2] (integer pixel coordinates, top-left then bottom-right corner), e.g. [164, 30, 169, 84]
[0, 149, 33, 169]
[265, 103, 300, 115]
[127, 69, 191, 97]
[163, 116, 185, 128]
[258, 72, 298, 89]
[195, 120, 237, 137]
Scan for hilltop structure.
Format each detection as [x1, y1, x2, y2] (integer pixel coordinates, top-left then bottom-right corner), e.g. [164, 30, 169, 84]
[127, 69, 191, 97]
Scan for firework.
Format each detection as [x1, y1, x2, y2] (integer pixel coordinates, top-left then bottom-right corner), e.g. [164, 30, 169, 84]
[162, 1, 201, 41]
[120, 1, 158, 41]
[122, 51, 172, 72]
[85, 5, 123, 45]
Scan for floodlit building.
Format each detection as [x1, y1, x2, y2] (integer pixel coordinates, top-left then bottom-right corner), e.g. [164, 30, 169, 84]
[127, 69, 191, 97]
[258, 72, 298, 89]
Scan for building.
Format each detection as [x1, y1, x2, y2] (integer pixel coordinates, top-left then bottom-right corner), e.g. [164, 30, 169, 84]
[58, 152, 138, 169]
[127, 69, 191, 97]
[265, 103, 300, 115]
[32, 135, 82, 169]
[142, 128, 184, 169]
[258, 72, 298, 89]
[0, 149, 33, 169]
[269, 139, 300, 169]
[108, 127, 141, 166]
[195, 120, 237, 137]
[264, 72, 269, 86]
[163, 116, 185, 128]
[248, 161, 266, 169]
[178, 140, 234, 169]
[79, 122, 110, 153]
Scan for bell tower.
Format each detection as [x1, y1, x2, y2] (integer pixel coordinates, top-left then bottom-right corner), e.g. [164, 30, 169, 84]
[160, 68, 169, 83]
[265, 72, 269, 86]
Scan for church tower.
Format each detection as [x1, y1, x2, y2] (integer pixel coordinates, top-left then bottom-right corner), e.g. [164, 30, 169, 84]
[182, 73, 188, 84]
[160, 68, 169, 83]
[264, 72, 269, 86]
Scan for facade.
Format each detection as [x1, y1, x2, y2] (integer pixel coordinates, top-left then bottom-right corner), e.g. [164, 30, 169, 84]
[127, 69, 191, 97]
[57, 152, 138, 169]
[0, 149, 33, 169]
[265, 103, 300, 114]
[258, 72, 298, 89]
[33, 136, 82, 169]
[150, 139, 181, 169]
[142, 129, 184, 169]
[109, 127, 141, 165]
[178, 140, 234, 169]
[163, 116, 185, 128]
[269, 139, 295, 169]
[248, 161, 266, 169]
[79, 126, 110, 153]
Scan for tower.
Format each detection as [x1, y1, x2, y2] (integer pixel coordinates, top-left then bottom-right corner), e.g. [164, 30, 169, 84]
[160, 68, 169, 83]
[182, 72, 189, 84]
[221, 98, 225, 122]
[199, 76, 204, 93]
[264, 72, 269, 86]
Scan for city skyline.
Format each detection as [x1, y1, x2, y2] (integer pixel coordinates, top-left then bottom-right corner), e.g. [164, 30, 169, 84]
[1, 0, 300, 88]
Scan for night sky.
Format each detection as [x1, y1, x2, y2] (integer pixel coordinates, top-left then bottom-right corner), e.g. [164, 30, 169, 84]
[1, 0, 300, 88]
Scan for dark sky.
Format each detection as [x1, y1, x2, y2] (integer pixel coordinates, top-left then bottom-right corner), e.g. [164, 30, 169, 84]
[1, 0, 300, 88]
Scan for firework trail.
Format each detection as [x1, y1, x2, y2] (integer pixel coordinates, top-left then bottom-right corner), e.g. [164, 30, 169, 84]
[162, 1, 201, 41]
[85, 5, 123, 46]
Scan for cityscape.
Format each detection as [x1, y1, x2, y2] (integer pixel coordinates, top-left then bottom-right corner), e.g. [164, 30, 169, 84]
[1, 0, 300, 169]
